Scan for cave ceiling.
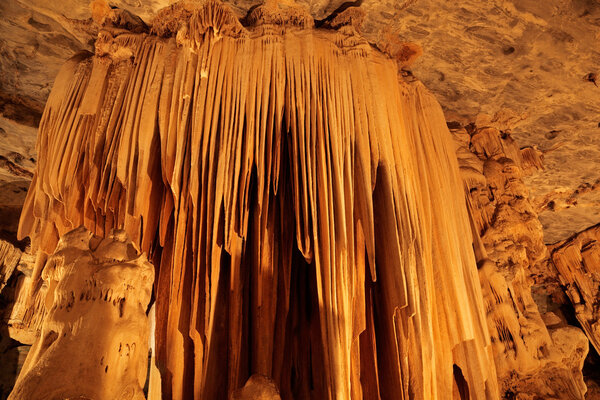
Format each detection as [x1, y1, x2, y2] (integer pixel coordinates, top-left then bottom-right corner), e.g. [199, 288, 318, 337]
[0, 0, 599, 243]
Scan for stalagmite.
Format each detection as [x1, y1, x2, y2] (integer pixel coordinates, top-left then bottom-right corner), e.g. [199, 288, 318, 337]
[15, 1, 500, 398]
[0, 240, 21, 293]
[9, 227, 154, 400]
[232, 375, 282, 400]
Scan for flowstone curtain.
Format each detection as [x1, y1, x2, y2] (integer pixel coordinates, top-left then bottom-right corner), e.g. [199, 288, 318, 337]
[19, 1, 498, 398]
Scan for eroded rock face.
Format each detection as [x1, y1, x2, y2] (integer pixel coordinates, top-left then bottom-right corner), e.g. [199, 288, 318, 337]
[1, 0, 599, 398]
[393, 0, 600, 244]
[0, 239, 38, 369]
[453, 122, 589, 399]
[0, 117, 36, 240]
[0, 240, 26, 399]
[0, 241, 21, 294]
[8, 227, 154, 400]
[14, 2, 500, 398]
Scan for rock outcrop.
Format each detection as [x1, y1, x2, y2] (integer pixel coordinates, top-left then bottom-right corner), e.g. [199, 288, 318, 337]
[0, 240, 26, 399]
[0, 241, 21, 294]
[9, 227, 154, 400]
[232, 375, 282, 400]
[0, 117, 36, 240]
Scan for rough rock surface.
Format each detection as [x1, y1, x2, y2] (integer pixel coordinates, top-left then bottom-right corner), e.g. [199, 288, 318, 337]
[0, 239, 36, 399]
[13, 2, 500, 398]
[392, 0, 600, 243]
[452, 122, 589, 399]
[0, 0, 599, 399]
[232, 375, 282, 400]
[0, 117, 36, 240]
[8, 227, 154, 400]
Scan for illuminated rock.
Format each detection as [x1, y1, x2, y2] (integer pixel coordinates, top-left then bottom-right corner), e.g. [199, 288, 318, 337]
[454, 122, 588, 399]
[15, 1, 499, 398]
[9, 227, 153, 400]
[550, 224, 600, 355]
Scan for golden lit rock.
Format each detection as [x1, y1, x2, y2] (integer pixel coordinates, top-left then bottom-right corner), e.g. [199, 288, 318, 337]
[0, 0, 599, 399]
[454, 122, 589, 399]
[9, 227, 154, 400]
[12, 1, 499, 398]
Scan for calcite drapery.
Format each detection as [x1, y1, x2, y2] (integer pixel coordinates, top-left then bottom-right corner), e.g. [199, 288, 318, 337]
[0, 240, 20, 293]
[17, 1, 498, 398]
[9, 227, 154, 400]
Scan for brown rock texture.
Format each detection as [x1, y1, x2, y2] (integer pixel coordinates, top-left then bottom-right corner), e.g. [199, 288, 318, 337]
[15, 2, 499, 398]
[232, 374, 282, 400]
[2, 0, 600, 245]
[452, 122, 589, 399]
[0, 240, 36, 398]
[1, 0, 599, 399]
[0, 117, 36, 239]
[550, 224, 600, 355]
[8, 226, 154, 400]
[0, 240, 25, 399]
[0, 241, 21, 294]
[391, 0, 600, 244]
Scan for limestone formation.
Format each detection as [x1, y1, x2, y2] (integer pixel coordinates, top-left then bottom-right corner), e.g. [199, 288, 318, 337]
[0, 240, 25, 399]
[5, 266, 47, 346]
[8, 226, 154, 400]
[0, 238, 40, 347]
[0, 116, 36, 238]
[550, 224, 600, 355]
[451, 122, 589, 399]
[3, 0, 600, 247]
[2, 0, 598, 398]
[14, 1, 499, 398]
[0, 241, 20, 293]
[232, 375, 282, 400]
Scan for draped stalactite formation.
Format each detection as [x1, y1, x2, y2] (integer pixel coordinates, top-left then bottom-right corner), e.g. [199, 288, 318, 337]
[550, 223, 600, 354]
[17, 1, 499, 398]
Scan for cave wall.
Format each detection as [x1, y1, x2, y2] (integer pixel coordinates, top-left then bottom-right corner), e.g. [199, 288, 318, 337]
[0, 0, 599, 399]
[7, 1, 501, 398]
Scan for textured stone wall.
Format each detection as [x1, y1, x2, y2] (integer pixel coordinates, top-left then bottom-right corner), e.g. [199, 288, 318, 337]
[9, 227, 154, 400]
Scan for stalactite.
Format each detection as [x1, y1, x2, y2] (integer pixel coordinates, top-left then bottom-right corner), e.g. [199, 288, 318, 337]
[550, 223, 600, 354]
[0, 240, 21, 293]
[17, 1, 499, 398]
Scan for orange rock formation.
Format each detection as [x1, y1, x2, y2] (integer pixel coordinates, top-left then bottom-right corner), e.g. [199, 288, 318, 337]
[550, 224, 600, 355]
[8, 227, 154, 400]
[452, 121, 589, 399]
[14, 1, 500, 398]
